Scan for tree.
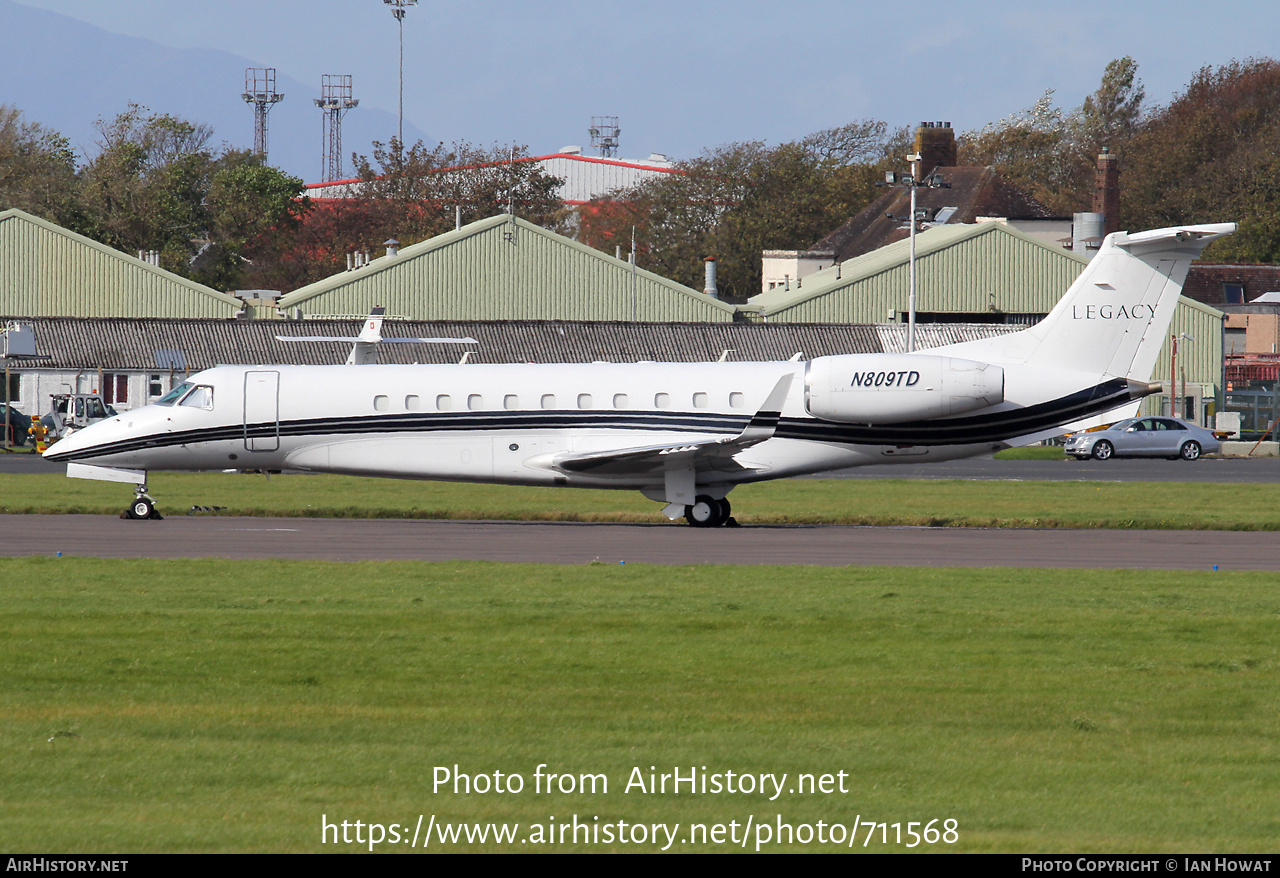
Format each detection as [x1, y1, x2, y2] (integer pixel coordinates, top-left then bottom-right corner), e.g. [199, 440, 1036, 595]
[578, 120, 890, 299]
[196, 152, 310, 290]
[1074, 56, 1145, 155]
[1120, 59, 1280, 262]
[0, 105, 81, 227]
[351, 138, 567, 245]
[75, 106, 310, 289]
[958, 90, 1078, 213]
[957, 58, 1147, 216]
[78, 104, 217, 269]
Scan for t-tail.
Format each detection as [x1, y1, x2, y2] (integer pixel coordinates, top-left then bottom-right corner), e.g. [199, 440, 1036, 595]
[941, 223, 1235, 380]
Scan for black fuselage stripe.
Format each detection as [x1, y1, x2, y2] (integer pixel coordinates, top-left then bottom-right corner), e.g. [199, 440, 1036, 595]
[46, 381, 1132, 461]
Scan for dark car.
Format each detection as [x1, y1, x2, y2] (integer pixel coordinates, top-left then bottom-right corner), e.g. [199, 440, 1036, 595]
[1, 403, 32, 446]
[1064, 417, 1221, 461]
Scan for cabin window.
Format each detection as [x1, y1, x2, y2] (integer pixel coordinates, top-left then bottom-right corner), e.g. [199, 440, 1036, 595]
[541, 394, 556, 409]
[504, 394, 519, 410]
[373, 395, 389, 412]
[405, 395, 421, 411]
[654, 392, 670, 409]
[436, 394, 452, 411]
[577, 393, 593, 409]
[692, 392, 709, 408]
[155, 382, 194, 406]
[613, 393, 629, 409]
[729, 392, 745, 408]
[179, 385, 214, 410]
[468, 394, 483, 411]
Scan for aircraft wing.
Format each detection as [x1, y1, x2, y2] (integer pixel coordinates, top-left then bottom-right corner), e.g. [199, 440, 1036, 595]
[551, 374, 793, 477]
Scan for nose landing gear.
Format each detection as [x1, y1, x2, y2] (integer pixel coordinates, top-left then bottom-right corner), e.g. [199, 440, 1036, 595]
[123, 481, 163, 520]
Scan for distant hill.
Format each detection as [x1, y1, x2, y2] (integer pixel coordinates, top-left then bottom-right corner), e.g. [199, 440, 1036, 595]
[0, 0, 428, 183]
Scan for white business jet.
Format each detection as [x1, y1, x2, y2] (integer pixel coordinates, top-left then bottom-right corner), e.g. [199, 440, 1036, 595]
[46, 223, 1233, 525]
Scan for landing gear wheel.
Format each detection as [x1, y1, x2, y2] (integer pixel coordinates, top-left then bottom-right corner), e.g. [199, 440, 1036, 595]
[1179, 440, 1202, 461]
[125, 497, 162, 520]
[685, 495, 729, 528]
[1091, 440, 1114, 461]
[715, 497, 732, 526]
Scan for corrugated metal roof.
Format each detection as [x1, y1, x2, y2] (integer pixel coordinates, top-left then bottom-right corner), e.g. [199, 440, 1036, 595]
[746, 222, 1089, 321]
[531, 153, 678, 204]
[304, 152, 680, 203]
[4, 317, 1019, 371]
[277, 214, 736, 322]
[0, 209, 241, 318]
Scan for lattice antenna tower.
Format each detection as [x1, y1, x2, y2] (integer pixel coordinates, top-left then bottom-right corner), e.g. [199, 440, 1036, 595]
[589, 116, 621, 158]
[315, 74, 359, 182]
[243, 68, 285, 159]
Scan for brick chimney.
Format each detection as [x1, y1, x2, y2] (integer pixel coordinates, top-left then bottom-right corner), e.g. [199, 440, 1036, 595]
[914, 121, 956, 182]
[1093, 147, 1121, 236]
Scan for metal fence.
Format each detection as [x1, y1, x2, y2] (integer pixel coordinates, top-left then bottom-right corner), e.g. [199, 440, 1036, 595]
[1224, 384, 1280, 437]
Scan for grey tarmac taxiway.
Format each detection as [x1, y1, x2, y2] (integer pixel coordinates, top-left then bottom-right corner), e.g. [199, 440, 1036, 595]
[2, 515, 1275, 570]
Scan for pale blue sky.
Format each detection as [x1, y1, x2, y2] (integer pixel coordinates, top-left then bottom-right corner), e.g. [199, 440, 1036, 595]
[7, 0, 1278, 181]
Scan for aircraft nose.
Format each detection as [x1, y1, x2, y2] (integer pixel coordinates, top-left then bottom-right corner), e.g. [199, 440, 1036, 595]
[42, 418, 121, 462]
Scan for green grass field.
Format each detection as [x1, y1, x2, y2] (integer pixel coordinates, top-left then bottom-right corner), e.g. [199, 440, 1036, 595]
[3, 470, 1279, 529]
[3, 557, 1278, 853]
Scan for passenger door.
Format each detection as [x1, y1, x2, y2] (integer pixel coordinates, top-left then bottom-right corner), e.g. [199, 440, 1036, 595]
[243, 370, 280, 451]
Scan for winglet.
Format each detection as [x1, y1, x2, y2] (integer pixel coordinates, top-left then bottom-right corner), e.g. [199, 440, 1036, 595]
[734, 373, 793, 445]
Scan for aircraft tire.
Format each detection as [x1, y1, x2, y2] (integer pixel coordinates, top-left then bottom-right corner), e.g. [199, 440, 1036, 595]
[715, 498, 732, 525]
[127, 497, 155, 520]
[1091, 440, 1114, 461]
[685, 495, 727, 528]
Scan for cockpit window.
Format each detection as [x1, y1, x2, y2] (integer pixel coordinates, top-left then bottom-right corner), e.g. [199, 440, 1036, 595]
[179, 385, 214, 410]
[155, 382, 194, 407]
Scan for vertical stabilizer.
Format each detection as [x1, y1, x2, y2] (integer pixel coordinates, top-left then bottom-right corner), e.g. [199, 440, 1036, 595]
[1020, 224, 1234, 379]
[346, 306, 386, 365]
[934, 224, 1234, 381]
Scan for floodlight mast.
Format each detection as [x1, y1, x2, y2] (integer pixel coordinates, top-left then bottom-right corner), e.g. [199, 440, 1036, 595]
[315, 74, 358, 183]
[384, 0, 418, 147]
[242, 68, 284, 159]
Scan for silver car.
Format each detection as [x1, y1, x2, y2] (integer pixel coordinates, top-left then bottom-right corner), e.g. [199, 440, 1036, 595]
[1064, 417, 1221, 461]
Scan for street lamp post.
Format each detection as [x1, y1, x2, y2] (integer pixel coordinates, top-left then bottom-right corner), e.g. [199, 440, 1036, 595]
[881, 155, 948, 353]
[1171, 332, 1195, 420]
[383, 0, 417, 146]
[907, 153, 920, 353]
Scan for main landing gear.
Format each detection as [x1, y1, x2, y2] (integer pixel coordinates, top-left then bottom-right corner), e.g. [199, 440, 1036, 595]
[684, 495, 735, 528]
[123, 481, 163, 520]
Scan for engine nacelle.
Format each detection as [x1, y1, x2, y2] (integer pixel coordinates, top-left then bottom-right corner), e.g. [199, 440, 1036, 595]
[805, 354, 1004, 424]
